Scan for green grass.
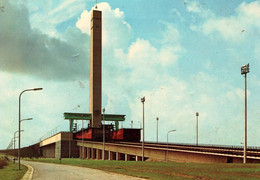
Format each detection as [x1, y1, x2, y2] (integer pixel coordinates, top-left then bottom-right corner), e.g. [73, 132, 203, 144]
[0, 162, 27, 180]
[24, 158, 260, 179]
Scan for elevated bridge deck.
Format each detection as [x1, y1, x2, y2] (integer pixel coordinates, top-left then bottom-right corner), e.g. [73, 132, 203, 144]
[77, 141, 260, 163]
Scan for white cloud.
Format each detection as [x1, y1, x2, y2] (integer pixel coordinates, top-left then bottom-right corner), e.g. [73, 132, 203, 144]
[186, 1, 214, 19]
[76, 2, 132, 49]
[226, 88, 245, 101]
[48, 0, 82, 16]
[28, 0, 85, 37]
[202, 1, 260, 42]
[187, 1, 201, 13]
[76, 10, 91, 35]
[0, 71, 89, 149]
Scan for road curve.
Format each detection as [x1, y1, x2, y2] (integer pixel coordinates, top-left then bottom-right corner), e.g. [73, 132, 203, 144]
[22, 161, 143, 180]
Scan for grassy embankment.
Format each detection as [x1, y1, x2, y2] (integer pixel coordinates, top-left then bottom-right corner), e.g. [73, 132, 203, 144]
[24, 158, 260, 179]
[0, 155, 27, 180]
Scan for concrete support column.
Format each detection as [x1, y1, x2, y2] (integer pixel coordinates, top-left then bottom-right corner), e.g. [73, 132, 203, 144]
[136, 156, 142, 161]
[125, 154, 130, 161]
[116, 152, 124, 161]
[87, 147, 91, 159]
[79, 146, 82, 159]
[96, 149, 99, 159]
[97, 149, 102, 159]
[83, 147, 86, 159]
[116, 152, 119, 161]
[109, 151, 116, 160]
[109, 151, 112, 160]
[104, 151, 108, 160]
[108, 151, 111, 160]
[92, 148, 96, 159]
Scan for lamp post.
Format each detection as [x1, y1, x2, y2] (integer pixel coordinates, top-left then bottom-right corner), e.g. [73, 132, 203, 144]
[196, 112, 199, 146]
[167, 129, 176, 162]
[13, 130, 24, 163]
[241, 63, 249, 164]
[141, 96, 145, 161]
[20, 118, 33, 123]
[81, 120, 84, 159]
[102, 108, 105, 160]
[14, 130, 24, 150]
[156, 117, 159, 143]
[18, 88, 42, 170]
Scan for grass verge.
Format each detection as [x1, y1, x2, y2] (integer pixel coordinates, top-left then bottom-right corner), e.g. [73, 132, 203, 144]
[0, 162, 27, 180]
[24, 158, 260, 179]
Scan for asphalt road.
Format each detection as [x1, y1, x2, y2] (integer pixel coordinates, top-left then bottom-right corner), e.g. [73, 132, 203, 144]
[22, 161, 143, 180]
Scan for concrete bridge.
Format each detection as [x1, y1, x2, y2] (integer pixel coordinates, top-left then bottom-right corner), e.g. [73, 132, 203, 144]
[38, 132, 260, 163]
[77, 141, 260, 163]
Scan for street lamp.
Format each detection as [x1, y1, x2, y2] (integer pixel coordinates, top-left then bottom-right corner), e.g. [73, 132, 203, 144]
[18, 88, 42, 170]
[14, 130, 24, 150]
[20, 118, 33, 123]
[141, 96, 145, 161]
[167, 129, 176, 162]
[196, 112, 199, 146]
[102, 108, 105, 160]
[81, 120, 84, 159]
[241, 63, 249, 164]
[13, 130, 24, 163]
[156, 117, 159, 143]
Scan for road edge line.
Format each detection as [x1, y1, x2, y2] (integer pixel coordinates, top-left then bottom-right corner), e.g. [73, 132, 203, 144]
[21, 163, 34, 180]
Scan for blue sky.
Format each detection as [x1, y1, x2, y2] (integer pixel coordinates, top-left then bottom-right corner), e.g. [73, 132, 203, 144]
[1, 0, 260, 149]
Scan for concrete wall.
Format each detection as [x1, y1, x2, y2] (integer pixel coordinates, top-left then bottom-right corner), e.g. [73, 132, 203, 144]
[41, 143, 55, 158]
[41, 140, 79, 158]
[40, 132, 79, 158]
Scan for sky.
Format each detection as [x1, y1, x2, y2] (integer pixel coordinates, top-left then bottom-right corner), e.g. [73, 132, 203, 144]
[1, 0, 260, 149]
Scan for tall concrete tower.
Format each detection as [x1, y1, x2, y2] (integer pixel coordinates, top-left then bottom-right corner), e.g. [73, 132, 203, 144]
[89, 10, 102, 127]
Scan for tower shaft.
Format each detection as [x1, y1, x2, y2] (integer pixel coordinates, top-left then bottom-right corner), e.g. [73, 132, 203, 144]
[89, 10, 102, 127]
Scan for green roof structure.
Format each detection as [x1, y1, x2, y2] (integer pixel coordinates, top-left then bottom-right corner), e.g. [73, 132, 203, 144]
[64, 112, 126, 131]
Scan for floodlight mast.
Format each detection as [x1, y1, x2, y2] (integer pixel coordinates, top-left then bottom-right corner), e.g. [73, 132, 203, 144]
[196, 112, 199, 146]
[141, 96, 145, 161]
[241, 63, 249, 164]
[156, 117, 159, 143]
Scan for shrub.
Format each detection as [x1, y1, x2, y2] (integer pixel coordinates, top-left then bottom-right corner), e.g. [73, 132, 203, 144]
[0, 158, 7, 169]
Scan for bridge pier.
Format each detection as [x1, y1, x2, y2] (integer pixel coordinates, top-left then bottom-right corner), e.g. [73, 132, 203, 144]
[109, 151, 116, 160]
[87, 147, 91, 159]
[92, 148, 96, 159]
[96, 149, 102, 159]
[104, 150, 109, 160]
[125, 154, 130, 161]
[116, 152, 124, 161]
[79, 147, 87, 159]
[136, 156, 142, 161]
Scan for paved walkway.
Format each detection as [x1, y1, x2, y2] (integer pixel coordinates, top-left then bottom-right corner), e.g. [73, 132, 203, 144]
[22, 161, 144, 180]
